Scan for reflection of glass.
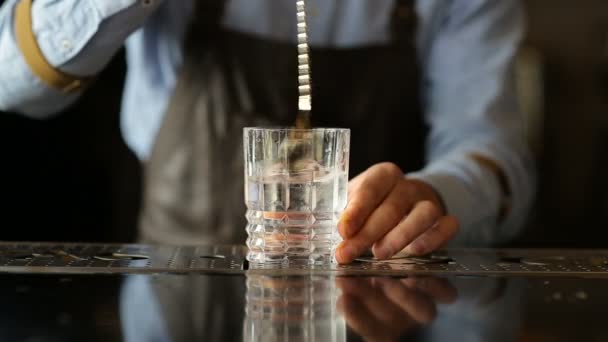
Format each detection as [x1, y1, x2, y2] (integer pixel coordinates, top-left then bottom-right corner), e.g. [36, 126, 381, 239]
[243, 274, 346, 342]
[244, 128, 350, 264]
[336, 276, 458, 341]
[116, 273, 524, 341]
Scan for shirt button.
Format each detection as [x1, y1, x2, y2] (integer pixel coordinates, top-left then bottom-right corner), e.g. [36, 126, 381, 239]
[142, 0, 153, 7]
[61, 39, 72, 53]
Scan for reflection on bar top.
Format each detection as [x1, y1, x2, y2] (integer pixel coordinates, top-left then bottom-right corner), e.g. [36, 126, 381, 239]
[1, 272, 606, 341]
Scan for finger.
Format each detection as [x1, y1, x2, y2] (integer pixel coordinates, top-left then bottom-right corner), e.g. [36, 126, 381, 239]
[338, 163, 402, 239]
[372, 201, 441, 260]
[338, 278, 411, 340]
[336, 276, 375, 294]
[337, 181, 412, 264]
[402, 277, 458, 304]
[346, 169, 365, 194]
[362, 279, 407, 324]
[402, 215, 459, 256]
[337, 293, 386, 340]
[337, 277, 404, 324]
[346, 162, 400, 195]
[376, 277, 438, 324]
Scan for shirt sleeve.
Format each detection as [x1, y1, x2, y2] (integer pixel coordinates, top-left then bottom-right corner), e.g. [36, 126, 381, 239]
[0, 0, 162, 118]
[408, 0, 535, 246]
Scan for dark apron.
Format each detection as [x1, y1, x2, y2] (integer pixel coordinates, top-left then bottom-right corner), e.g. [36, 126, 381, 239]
[139, 0, 427, 245]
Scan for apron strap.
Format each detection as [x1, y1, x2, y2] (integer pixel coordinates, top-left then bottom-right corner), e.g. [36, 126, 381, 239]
[183, 0, 229, 57]
[391, 0, 418, 46]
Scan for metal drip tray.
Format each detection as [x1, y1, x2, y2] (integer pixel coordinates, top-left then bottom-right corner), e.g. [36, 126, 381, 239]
[1, 242, 608, 277]
[0, 243, 247, 275]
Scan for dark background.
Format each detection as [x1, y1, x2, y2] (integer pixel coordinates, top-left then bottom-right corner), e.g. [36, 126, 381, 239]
[0, 1, 607, 246]
[518, 0, 608, 247]
[0, 50, 140, 243]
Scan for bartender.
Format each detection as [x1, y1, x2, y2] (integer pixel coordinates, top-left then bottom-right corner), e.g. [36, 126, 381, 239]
[0, 0, 534, 264]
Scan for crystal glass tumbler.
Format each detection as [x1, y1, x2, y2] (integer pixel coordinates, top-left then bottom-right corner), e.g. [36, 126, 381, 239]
[244, 128, 350, 264]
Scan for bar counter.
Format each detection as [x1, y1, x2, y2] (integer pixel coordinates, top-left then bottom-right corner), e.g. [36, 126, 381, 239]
[1, 242, 607, 341]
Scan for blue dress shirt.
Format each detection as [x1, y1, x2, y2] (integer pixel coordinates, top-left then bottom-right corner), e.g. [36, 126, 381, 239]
[0, 0, 535, 245]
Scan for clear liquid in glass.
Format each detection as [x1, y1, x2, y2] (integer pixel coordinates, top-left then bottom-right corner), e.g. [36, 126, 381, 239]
[244, 128, 350, 265]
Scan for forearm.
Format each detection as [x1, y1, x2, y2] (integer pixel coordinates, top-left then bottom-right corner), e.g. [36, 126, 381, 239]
[408, 135, 535, 246]
[414, 0, 534, 246]
[0, 0, 162, 117]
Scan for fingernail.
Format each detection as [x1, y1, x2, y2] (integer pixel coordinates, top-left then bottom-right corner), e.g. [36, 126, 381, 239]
[372, 245, 393, 260]
[336, 297, 345, 313]
[337, 243, 355, 264]
[404, 242, 425, 256]
[338, 214, 350, 238]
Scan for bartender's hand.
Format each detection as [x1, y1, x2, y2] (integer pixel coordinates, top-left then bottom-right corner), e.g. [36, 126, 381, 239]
[336, 163, 459, 264]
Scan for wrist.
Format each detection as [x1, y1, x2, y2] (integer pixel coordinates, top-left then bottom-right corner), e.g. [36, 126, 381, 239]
[407, 178, 447, 215]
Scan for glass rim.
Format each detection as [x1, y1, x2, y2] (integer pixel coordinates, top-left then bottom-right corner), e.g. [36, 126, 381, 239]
[244, 127, 350, 133]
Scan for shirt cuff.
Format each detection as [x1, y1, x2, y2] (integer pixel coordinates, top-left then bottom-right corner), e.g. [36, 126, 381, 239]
[32, 0, 103, 73]
[406, 159, 502, 246]
[32, 0, 160, 76]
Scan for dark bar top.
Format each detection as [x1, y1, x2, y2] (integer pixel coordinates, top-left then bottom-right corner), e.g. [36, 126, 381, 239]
[1, 243, 608, 341]
[2, 272, 607, 341]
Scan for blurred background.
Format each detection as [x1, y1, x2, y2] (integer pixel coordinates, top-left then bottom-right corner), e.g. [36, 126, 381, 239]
[0, 0, 607, 246]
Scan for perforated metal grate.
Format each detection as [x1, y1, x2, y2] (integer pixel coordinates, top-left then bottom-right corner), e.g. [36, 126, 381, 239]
[0, 243, 246, 275]
[1, 242, 607, 277]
